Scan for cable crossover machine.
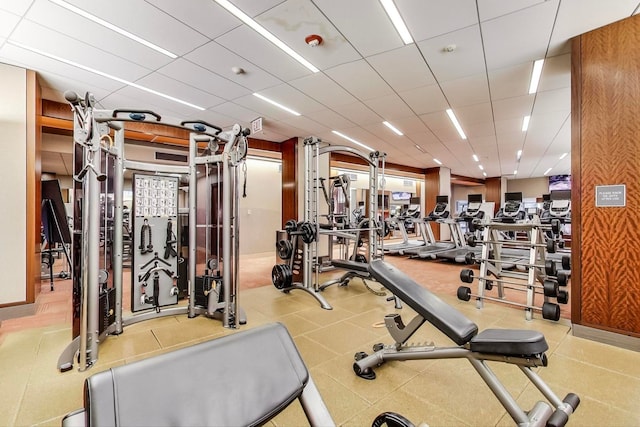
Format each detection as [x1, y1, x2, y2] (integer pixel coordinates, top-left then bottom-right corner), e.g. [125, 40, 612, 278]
[57, 91, 250, 372]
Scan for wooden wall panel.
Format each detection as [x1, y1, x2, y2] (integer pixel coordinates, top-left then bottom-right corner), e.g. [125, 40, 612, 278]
[281, 137, 298, 227]
[26, 71, 41, 303]
[484, 177, 502, 214]
[573, 14, 640, 336]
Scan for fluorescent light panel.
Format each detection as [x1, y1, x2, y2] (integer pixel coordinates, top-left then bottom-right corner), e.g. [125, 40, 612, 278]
[522, 115, 530, 131]
[544, 167, 552, 175]
[379, 0, 413, 44]
[472, 154, 479, 162]
[483, 172, 487, 177]
[49, 0, 177, 58]
[433, 158, 442, 165]
[514, 170, 518, 175]
[7, 40, 205, 110]
[332, 130, 374, 152]
[253, 93, 300, 116]
[478, 165, 484, 170]
[559, 152, 568, 160]
[382, 121, 403, 136]
[415, 144, 425, 153]
[528, 59, 544, 94]
[517, 150, 522, 160]
[214, 0, 319, 73]
[446, 108, 467, 139]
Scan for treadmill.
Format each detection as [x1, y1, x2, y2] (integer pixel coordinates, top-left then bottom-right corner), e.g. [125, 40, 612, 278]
[383, 209, 428, 255]
[494, 192, 526, 223]
[402, 195, 459, 258]
[436, 194, 485, 263]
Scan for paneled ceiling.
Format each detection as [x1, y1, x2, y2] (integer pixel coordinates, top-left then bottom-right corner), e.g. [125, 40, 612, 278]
[2, 0, 639, 178]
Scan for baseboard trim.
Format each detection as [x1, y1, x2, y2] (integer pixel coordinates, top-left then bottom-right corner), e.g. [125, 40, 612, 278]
[0, 303, 36, 321]
[572, 324, 640, 352]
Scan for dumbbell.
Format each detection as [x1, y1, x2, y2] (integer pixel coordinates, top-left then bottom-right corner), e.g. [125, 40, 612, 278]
[562, 255, 571, 271]
[467, 235, 556, 253]
[456, 285, 561, 321]
[460, 268, 568, 304]
[283, 220, 317, 244]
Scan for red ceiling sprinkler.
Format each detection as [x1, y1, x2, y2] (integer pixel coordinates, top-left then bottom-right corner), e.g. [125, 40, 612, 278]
[305, 34, 323, 47]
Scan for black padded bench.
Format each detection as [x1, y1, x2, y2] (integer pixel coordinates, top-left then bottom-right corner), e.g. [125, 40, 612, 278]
[331, 259, 369, 273]
[62, 323, 335, 427]
[352, 259, 579, 427]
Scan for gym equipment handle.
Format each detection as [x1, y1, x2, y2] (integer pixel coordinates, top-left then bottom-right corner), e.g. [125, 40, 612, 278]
[112, 109, 162, 121]
[180, 120, 223, 134]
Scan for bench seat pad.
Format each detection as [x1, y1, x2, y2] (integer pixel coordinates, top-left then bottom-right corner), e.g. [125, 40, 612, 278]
[85, 323, 308, 427]
[470, 329, 548, 356]
[369, 259, 478, 346]
[332, 259, 369, 273]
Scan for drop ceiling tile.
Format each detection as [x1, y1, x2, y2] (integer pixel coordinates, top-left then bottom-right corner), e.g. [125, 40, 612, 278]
[492, 94, 534, 121]
[364, 94, 415, 121]
[548, 0, 639, 56]
[367, 44, 436, 92]
[255, 0, 360, 70]
[99, 90, 188, 125]
[477, 0, 542, 21]
[278, 115, 330, 135]
[209, 101, 263, 124]
[157, 59, 251, 101]
[215, 25, 311, 82]
[0, 0, 33, 15]
[0, 9, 20, 38]
[312, 0, 403, 56]
[309, 108, 355, 129]
[481, 0, 558, 71]
[532, 88, 570, 114]
[441, 73, 490, 107]
[488, 62, 531, 100]
[417, 25, 486, 82]
[465, 121, 495, 139]
[9, 20, 152, 81]
[232, 0, 286, 17]
[134, 72, 225, 110]
[455, 102, 494, 126]
[495, 117, 525, 134]
[289, 73, 357, 107]
[181, 108, 237, 130]
[0, 43, 126, 92]
[325, 60, 393, 101]
[224, 96, 291, 121]
[146, 0, 240, 39]
[186, 41, 282, 92]
[388, 116, 430, 136]
[497, 131, 525, 150]
[257, 84, 326, 115]
[537, 54, 570, 93]
[62, 0, 208, 56]
[397, 0, 478, 42]
[398, 84, 448, 115]
[331, 102, 381, 126]
[37, 71, 112, 101]
[25, 0, 173, 70]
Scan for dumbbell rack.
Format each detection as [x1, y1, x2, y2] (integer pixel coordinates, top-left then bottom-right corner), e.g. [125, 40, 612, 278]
[462, 221, 566, 321]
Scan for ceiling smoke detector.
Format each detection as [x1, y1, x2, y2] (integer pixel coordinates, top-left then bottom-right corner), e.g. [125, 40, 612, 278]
[443, 44, 456, 52]
[231, 66, 245, 75]
[305, 34, 323, 47]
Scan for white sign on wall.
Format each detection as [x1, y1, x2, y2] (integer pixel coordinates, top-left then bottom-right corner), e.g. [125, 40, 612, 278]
[251, 117, 263, 134]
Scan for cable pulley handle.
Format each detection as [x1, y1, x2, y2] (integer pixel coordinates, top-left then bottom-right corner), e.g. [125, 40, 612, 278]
[180, 120, 223, 134]
[242, 162, 248, 198]
[112, 109, 162, 121]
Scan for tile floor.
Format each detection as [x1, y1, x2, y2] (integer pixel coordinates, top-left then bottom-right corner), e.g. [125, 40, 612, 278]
[1, 254, 640, 426]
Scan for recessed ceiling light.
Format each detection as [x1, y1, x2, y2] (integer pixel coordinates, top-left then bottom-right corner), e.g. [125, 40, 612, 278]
[478, 165, 484, 170]
[49, 0, 177, 58]
[544, 167, 552, 175]
[7, 40, 205, 110]
[514, 170, 518, 175]
[472, 154, 479, 162]
[253, 93, 300, 116]
[559, 152, 568, 160]
[446, 108, 467, 139]
[482, 172, 487, 177]
[522, 115, 530, 132]
[382, 121, 403, 136]
[214, 0, 319, 73]
[433, 158, 442, 165]
[528, 59, 544, 94]
[379, 0, 413, 44]
[332, 130, 374, 152]
[517, 150, 522, 160]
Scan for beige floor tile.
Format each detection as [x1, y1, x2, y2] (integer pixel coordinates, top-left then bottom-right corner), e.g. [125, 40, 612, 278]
[92, 329, 162, 364]
[296, 305, 358, 327]
[275, 313, 323, 337]
[291, 335, 340, 369]
[343, 388, 469, 427]
[539, 353, 640, 415]
[150, 315, 224, 347]
[305, 321, 383, 355]
[269, 398, 311, 426]
[311, 370, 371, 425]
[0, 369, 29, 426]
[554, 333, 640, 380]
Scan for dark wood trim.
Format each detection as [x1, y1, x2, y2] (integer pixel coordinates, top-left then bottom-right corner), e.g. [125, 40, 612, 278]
[484, 177, 502, 214]
[281, 137, 298, 226]
[424, 168, 441, 240]
[570, 35, 583, 326]
[451, 174, 485, 185]
[26, 70, 41, 303]
[330, 152, 424, 176]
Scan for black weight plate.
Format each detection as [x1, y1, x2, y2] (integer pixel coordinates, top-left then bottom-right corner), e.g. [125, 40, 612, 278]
[545, 260, 557, 277]
[284, 219, 298, 235]
[457, 286, 472, 301]
[460, 269, 474, 283]
[271, 264, 292, 289]
[276, 239, 293, 260]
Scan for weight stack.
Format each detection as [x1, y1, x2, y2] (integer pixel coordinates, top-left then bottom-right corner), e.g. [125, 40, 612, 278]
[194, 274, 222, 308]
[98, 287, 116, 335]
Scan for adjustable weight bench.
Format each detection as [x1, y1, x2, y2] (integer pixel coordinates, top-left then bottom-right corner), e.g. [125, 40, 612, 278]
[62, 323, 335, 427]
[353, 260, 579, 427]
